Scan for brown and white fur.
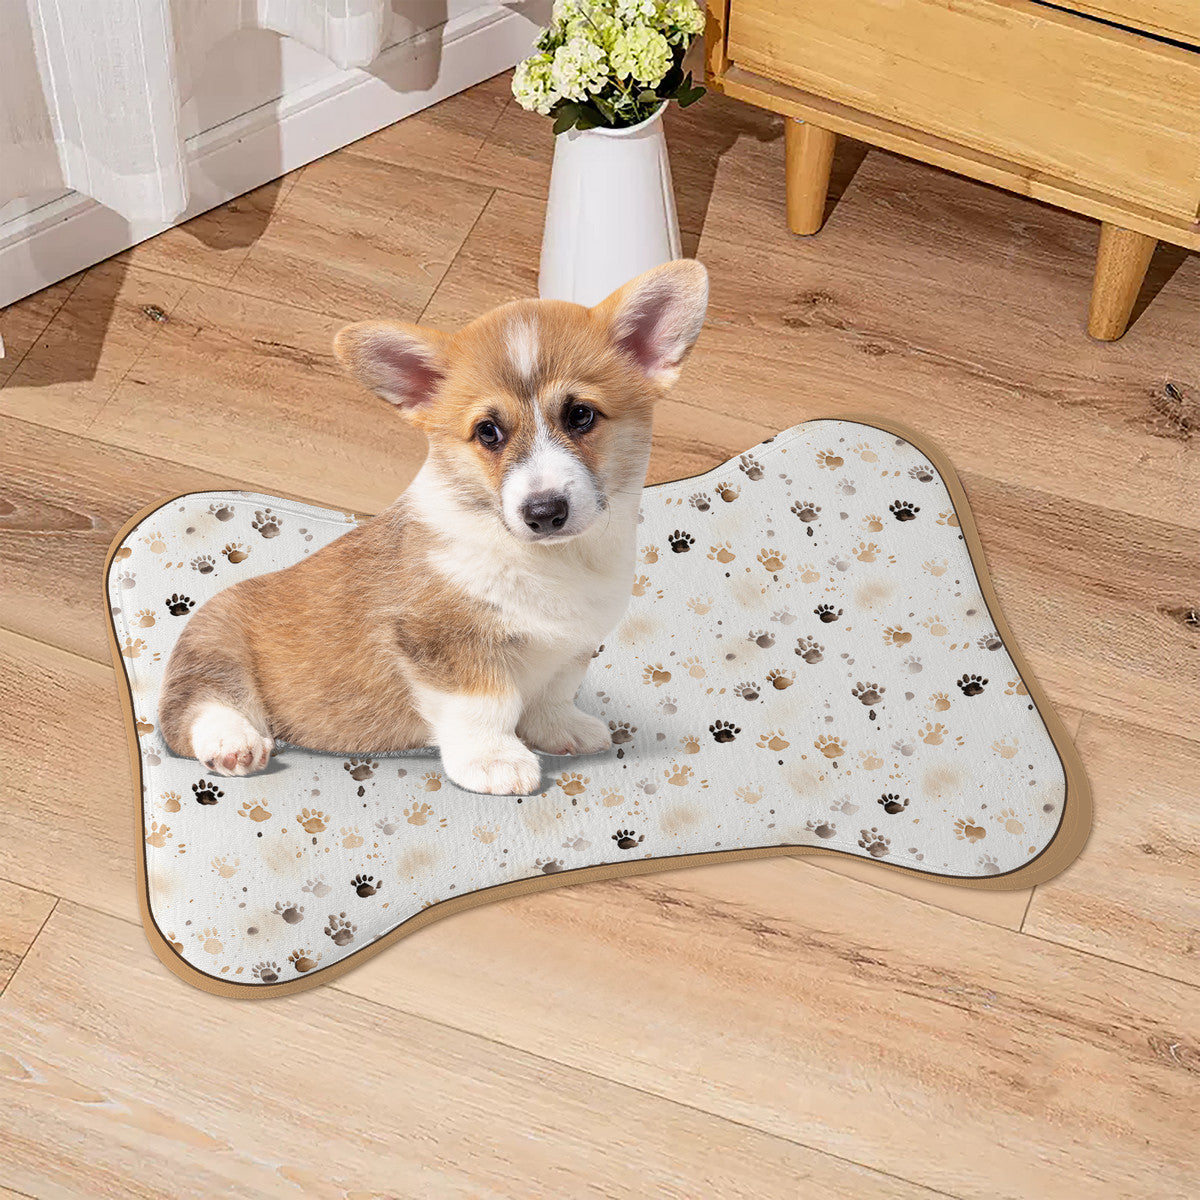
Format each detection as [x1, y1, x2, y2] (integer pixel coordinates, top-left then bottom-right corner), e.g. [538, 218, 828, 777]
[158, 260, 709, 795]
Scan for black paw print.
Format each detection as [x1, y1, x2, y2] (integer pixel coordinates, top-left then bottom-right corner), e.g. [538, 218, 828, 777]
[908, 464, 935, 483]
[877, 793, 909, 814]
[192, 779, 223, 805]
[608, 719, 637, 744]
[815, 604, 842, 623]
[748, 629, 775, 648]
[857, 827, 892, 857]
[612, 828, 644, 849]
[252, 508, 282, 538]
[709, 720, 740, 743]
[351, 873, 381, 897]
[889, 500, 920, 521]
[166, 593, 195, 616]
[957, 673, 988, 697]
[669, 529, 694, 553]
[795, 636, 824, 664]
[689, 492, 711, 512]
[850, 681, 885, 706]
[739, 454, 764, 480]
[734, 680, 760, 701]
[191, 555, 216, 575]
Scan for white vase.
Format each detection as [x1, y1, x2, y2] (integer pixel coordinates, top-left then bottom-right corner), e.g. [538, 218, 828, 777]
[538, 104, 682, 307]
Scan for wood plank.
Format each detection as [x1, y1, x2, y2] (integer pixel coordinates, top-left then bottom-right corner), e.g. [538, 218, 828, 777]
[224, 154, 493, 322]
[0, 902, 937, 1200]
[0, 263, 191, 437]
[0, 274, 82, 386]
[0, 631, 137, 925]
[0, 882, 54, 995]
[113, 176, 301, 289]
[1023, 714, 1200, 986]
[726, 0, 1200, 219]
[0, 417, 243, 663]
[337, 858, 1200, 1200]
[1068, 0, 1200, 47]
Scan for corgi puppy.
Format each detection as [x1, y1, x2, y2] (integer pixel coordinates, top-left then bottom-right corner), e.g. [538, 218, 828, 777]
[158, 259, 709, 795]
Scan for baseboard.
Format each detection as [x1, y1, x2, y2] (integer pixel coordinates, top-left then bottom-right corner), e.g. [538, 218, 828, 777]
[0, 2, 546, 309]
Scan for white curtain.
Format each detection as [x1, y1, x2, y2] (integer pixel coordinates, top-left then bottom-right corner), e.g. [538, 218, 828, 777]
[0, 1, 394, 222]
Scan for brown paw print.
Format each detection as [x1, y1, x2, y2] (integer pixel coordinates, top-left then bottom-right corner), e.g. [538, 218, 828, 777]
[211, 855, 239, 878]
[324, 913, 357, 946]
[922, 558, 948, 576]
[642, 663, 672, 686]
[767, 668, 794, 690]
[954, 818, 986, 843]
[689, 492, 711, 511]
[851, 681, 885, 707]
[252, 961, 280, 983]
[816, 449, 844, 469]
[222, 542, 250, 563]
[195, 927, 223, 955]
[853, 441, 878, 463]
[757, 548, 786, 576]
[757, 730, 790, 751]
[748, 629, 775, 649]
[857, 828, 891, 857]
[708, 542, 736, 563]
[687, 595, 714, 615]
[404, 802, 435, 825]
[814, 734, 846, 760]
[715, 481, 740, 502]
[536, 858, 564, 874]
[421, 771, 443, 792]
[739, 453, 764, 479]
[296, 807, 327, 833]
[680, 733, 702, 755]
[209, 502, 235, 521]
[937, 510, 960, 528]
[159, 790, 182, 812]
[134, 608, 156, 628]
[922, 615, 949, 637]
[273, 900, 304, 925]
[929, 692, 952, 712]
[287, 948, 319, 973]
[806, 818, 837, 838]
[920, 721, 947, 745]
[737, 784, 762, 804]
[883, 625, 912, 646]
[608, 719, 636, 744]
[141, 530, 167, 554]
[640, 544, 660, 564]
[681, 655, 706, 678]
[252, 508, 283, 538]
[734, 680, 760, 701]
[795, 636, 824, 664]
[145, 821, 171, 847]
[996, 808, 1025, 835]
[165, 593, 194, 616]
[664, 762, 694, 786]
[992, 738, 1019, 759]
[192, 554, 216, 575]
[557, 771, 589, 796]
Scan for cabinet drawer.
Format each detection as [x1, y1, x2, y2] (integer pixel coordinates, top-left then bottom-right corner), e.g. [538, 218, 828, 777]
[727, 0, 1200, 219]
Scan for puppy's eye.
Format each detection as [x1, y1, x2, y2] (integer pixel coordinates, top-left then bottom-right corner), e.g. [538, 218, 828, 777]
[475, 420, 504, 449]
[566, 403, 596, 433]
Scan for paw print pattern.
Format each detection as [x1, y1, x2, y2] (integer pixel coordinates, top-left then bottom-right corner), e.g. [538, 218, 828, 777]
[733, 680, 760, 701]
[642, 663, 671, 686]
[737, 785, 762, 805]
[814, 734, 846, 760]
[557, 772, 589, 796]
[757, 730, 789, 751]
[252, 961, 280, 983]
[757, 548, 786, 575]
[908, 464, 935, 482]
[608, 720, 636, 744]
[795, 636, 824, 664]
[252, 508, 282, 538]
[612, 828, 644, 848]
[404, 802, 435, 824]
[709, 720, 740, 743]
[766, 668, 794, 690]
[324, 913, 357, 946]
[681, 655, 706, 677]
[816, 449, 844, 469]
[669, 529, 694, 553]
[191, 554, 216, 575]
[815, 604, 842, 623]
[222, 542, 249, 563]
[889, 501, 919, 521]
[209, 502, 235, 521]
[689, 492, 711, 512]
[641, 545, 660, 564]
[192, 779, 223, 806]
[739, 453, 764, 480]
[791, 500, 821, 531]
[747, 629, 775, 648]
[273, 901, 304, 925]
[296, 808, 327, 833]
[958, 674, 988, 697]
[850, 682, 885, 707]
[954, 818, 986, 843]
[877, 793, 909, 814]
[857, 828, 891, 857]
[708, 542, 736, 563]
[352, 874, 381, 897]
[715, 481, 740, 502]
[288, 949, 319, 973]
[344, 757, 377, 781]
[165, 593, 195, 616]
[978, 632, 1003, 652]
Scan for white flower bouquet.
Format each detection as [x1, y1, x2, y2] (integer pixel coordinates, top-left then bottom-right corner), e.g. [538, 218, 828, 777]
[513, 0, 706, 133]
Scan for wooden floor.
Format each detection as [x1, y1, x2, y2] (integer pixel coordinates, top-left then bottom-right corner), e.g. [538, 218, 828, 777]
[2, 69, 1199, 1199]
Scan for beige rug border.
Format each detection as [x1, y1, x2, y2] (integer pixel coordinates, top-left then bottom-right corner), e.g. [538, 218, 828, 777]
[104, 415, 1093, 1000]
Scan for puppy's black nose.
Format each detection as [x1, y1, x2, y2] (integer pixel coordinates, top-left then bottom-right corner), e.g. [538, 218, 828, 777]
[522, 493, 569, 532]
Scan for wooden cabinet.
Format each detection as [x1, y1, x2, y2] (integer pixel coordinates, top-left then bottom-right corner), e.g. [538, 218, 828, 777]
[706, 0, 1200, 339]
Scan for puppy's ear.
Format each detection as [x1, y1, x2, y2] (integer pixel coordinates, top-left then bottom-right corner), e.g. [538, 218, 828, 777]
[333, 321, 449, 413]
[592, 259, 709, 387]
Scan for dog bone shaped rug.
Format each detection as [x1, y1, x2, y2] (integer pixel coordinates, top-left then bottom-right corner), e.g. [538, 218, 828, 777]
[107, 418, 1089, 997]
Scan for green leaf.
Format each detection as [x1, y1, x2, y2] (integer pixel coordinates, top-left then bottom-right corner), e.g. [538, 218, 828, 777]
[677, 84, 706, 108]
[592, 94, 618, 124]
[551, 102, 581, 135]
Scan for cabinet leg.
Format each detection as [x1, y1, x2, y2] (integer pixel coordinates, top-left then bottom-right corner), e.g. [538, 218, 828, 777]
[785, 119, 837, 236]
[1088, 222, 1157, 341]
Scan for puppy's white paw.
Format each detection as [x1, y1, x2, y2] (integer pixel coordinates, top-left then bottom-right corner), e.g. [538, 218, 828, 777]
[190, 702, 273, 776]
[444, 739, 541, 796]
[519, 705, 612, 757]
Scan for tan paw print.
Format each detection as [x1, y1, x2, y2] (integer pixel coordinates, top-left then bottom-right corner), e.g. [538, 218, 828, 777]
[421, 771, 443, 791]
[767, 668, 794, 690]
[883, 626, 912, 646]
[665, 762, 693, 786]
[954, 817, 986, 843]
[160, 791, 182, 813]
[340, 827, 364, 848]
[145, 821, 171, 847]
[757, 730, 790, 751]
[211, 855, 239, 878]
[196, 927, 223, 955]
[141, 530, 167, 553]
[757, 548, 786, 574]
[557, 771, 589, 796]
[798, 562, 821, 583]
[922, 615, 949, 637]
[473, 824, 499, 843]
[135, 716, 155, 736]
[640, 545, 660, 564]
[238, 799, 272, 822]
[631, 575, 661, 599]
[687, 595, 713, 615]
[996, 808, 1025, 834]
[858, 749, 883, 770]
[681, 655, 706, 678]
[816, 449, 844, 469]
[680, 734, 702, 755]
[134, 608, 156, 628]
[921, 722, 947, 745]
[296, 808, 328, 834]
[854, 541, 880, 563]
[737, 784, 762, 804]
[852, 441, 878, 463]
[862, 514, 884, 533]
[223, 541, 250, 563]
[1005, 679, 1029, 696]
[405, 802, 435, 825]
[937, 510, 960, 528]
[642, 663, 671, 686]
[121, 637, 146, 659]
[814, 734, 846, 760]
[708, 542, 736, 563]
[599, 788, 625, 807]
[992, 737, 1020, 759]
[923, 559, 948, 576]
[929, 692, 952, 712]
